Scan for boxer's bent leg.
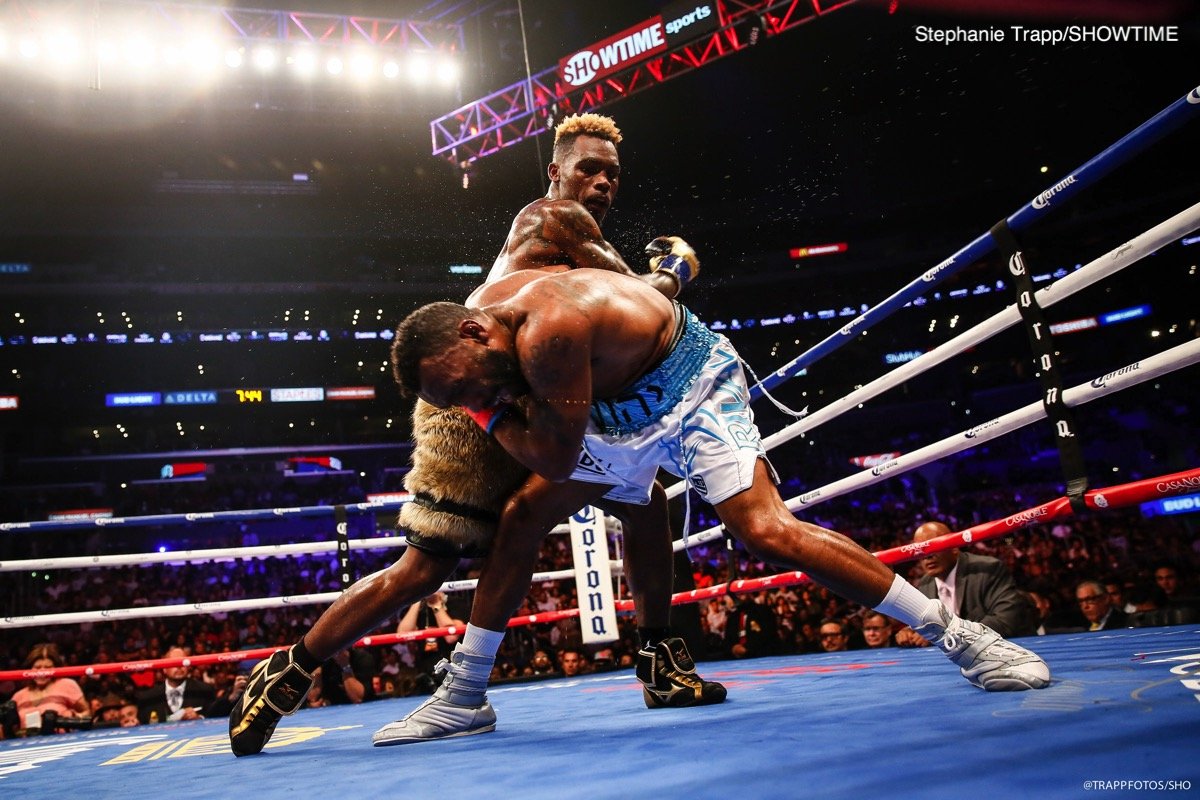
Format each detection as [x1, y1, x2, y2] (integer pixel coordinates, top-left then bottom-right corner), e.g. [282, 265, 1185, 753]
[716, 460, 894, 606]
[715, 460, 1048, 690]
[303, 547, 459, 659]
[373, 476, 611, 746]
[231, 547, 459, 755]
[470, 476, 612, 630]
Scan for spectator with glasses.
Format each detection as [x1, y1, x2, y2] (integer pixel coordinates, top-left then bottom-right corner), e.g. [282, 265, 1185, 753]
[1074, 580, 1128, 632]
[818, 620, 851, 653]
[860, 612, 895, 649]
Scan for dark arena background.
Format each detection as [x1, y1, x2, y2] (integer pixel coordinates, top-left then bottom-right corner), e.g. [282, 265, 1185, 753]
[1, 1, 1198, 797]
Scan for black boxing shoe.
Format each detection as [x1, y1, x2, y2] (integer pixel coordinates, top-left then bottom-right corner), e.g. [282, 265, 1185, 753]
[228, 646, 314, 757]
[636, 637, 727, 708]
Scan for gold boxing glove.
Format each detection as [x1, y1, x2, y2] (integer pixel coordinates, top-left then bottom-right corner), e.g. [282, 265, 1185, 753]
[645, 236, 700, 292]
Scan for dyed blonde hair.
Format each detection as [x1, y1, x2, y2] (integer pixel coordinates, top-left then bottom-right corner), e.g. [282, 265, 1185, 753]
[553, 113, 622, 158]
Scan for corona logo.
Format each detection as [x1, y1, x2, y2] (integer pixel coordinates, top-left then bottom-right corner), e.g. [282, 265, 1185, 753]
[1031, 175, 1078, 209]
[922, 257, 955, 282]
[871, 460, 901, 477]
[965, 419, 1001, 439]
[1090, 361, 1140, 389]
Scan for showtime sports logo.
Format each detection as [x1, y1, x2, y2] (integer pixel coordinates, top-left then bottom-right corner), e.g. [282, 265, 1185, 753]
[561, 20, 666, 87]
[665, 4, 713, 36]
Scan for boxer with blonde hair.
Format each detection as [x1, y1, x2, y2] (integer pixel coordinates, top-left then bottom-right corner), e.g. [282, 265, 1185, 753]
[231, 114, 721, 756]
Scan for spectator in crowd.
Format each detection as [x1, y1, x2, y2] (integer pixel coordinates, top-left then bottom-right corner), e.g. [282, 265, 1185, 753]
[1025, 590, 1056, 636]
[397, 592, 467, 694]
[860, 612, 895, 649]
[1154, 564, 1180, 602]
[818, 620, 851, 653]
[725, 594, 779, 659]
[704, 597, 731, 643]
[95, 693, 127, 726]
[895, 521, 1038, 647]
[137, 646, 243, 723]
[11, 643, 89, 733]
[528, 649, 559, 677]
[306, 649, 369, 708]
[1125, 581, 1167, 614]
[1152, 562, 1199, 616]
[1074, 579, 1129, 631]
[119, 701, 140, 728]
[1104, 577, 1130, 614]
[558, 646, 588, 677]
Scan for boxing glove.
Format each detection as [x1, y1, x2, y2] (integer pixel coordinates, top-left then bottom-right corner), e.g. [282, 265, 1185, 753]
[645, 236, 700, 290]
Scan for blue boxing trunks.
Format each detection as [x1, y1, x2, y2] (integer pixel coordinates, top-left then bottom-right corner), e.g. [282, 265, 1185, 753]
[569, 304, 776, 506]
[589, 303, 715, 436]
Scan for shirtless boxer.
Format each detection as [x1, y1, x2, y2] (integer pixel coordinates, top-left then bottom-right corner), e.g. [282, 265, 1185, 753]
[392, 268, 1052, 700]
[230, 115, 723, 757]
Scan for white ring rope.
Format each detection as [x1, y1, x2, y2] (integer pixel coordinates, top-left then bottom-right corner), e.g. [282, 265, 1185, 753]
[6, 208, 1196, 629]
[672, 336, 1200, 552]
[0, 537, 408, 573]
[0, 564, 622, 629]
[664, 199, 1200, 500]
[12, 335, 1191, 628]
[0, 519, 589, 574]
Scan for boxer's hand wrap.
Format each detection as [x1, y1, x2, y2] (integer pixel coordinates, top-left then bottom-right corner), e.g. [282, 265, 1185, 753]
[645, 236, 700, 291]
[462, 406, 509, 436]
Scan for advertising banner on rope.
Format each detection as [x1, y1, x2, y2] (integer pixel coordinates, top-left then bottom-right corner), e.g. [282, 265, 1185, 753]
[568, 505, 619, 644]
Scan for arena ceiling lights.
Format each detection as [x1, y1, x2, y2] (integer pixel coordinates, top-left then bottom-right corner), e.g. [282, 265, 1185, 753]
[0, 0, 463, 93]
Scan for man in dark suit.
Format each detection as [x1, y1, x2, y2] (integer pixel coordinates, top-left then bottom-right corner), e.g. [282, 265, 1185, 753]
[725, 593, 780, 659]
[137, 646, 244, 724]
[1073, 579, 1129, 631]
[895, 521, 1038, 646]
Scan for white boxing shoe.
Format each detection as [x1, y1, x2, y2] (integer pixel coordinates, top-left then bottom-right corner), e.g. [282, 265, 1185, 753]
[914, 605, 1050, 691]
[373, 649, 497, 746]
[372, 693, 496, 746]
